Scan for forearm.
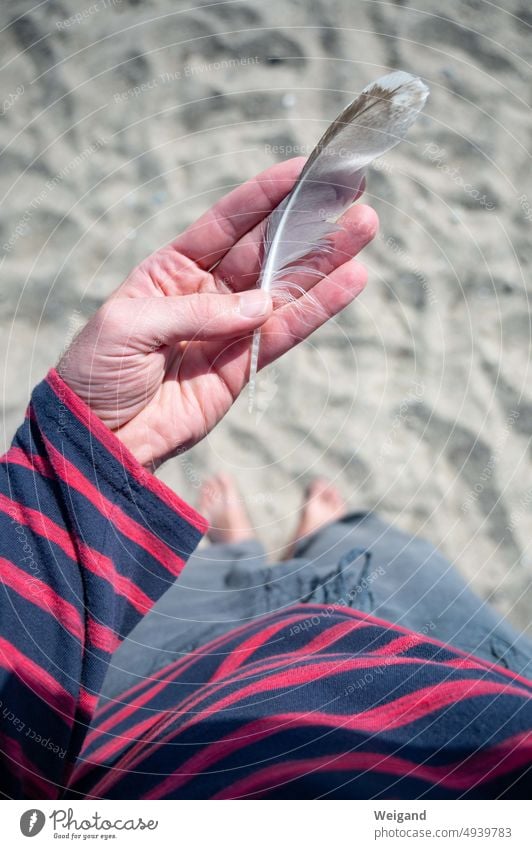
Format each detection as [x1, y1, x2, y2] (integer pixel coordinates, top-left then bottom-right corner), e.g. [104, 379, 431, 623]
[0, 369, 206, 797]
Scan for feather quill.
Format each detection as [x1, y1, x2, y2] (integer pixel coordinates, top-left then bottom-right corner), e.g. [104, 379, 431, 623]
[248, 71, 429, 413]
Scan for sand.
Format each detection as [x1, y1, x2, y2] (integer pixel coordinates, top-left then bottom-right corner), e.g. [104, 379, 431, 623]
[1, 0, 531, 633]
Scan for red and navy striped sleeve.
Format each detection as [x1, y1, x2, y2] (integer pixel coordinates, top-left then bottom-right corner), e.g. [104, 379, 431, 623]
[72, 606, 532, 800]
[0, 369, 206, 798]
[2, 370, 532, 800]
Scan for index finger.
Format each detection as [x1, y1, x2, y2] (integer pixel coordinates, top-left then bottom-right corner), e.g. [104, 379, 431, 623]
[171, 157, 306, 270]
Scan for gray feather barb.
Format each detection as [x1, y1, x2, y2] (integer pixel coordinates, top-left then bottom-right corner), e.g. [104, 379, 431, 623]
[248, 71, 429, 413]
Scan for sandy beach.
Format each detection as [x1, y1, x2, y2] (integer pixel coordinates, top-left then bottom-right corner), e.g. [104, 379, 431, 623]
[1, 0, 531, 633]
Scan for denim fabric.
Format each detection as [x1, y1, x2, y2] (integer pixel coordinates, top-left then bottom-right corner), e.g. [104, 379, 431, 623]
[101, 512, 532, 699]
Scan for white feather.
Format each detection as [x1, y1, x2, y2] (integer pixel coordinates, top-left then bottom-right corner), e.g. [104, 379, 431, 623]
[248, 71, 429, 413]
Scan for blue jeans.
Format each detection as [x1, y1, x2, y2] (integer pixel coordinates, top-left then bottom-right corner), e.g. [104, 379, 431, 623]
[101, 512, 532, 699]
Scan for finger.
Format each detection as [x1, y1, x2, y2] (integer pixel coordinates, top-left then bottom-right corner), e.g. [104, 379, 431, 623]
[210, 258, 369, 399]
[256, 257, 369, 369]
[214, 198, 375, 296]
[103, 290, 274, 347]
[171, 158, 306, 270]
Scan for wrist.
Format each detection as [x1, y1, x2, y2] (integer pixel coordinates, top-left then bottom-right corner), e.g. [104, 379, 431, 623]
[112, 421, 189, 472]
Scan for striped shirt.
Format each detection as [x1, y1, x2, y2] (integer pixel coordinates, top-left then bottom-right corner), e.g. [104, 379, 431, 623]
[1, 370, 531, 799]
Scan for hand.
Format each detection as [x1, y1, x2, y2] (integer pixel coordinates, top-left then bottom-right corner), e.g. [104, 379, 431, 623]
[58, 158, 378, 469]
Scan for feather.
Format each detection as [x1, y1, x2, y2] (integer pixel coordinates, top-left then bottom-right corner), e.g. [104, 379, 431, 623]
[248, 71, 429, 413]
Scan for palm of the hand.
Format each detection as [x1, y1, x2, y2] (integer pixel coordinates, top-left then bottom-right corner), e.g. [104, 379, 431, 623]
[113, 248, 259, 465]
[60, 159, 376, 468]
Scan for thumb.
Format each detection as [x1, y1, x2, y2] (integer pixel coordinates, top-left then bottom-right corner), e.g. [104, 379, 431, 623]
[111, 290, 273, 347]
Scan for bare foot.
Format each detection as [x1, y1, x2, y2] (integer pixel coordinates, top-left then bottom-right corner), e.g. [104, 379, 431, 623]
[199, 473, 256, 545]
[283, 478, 346, 560]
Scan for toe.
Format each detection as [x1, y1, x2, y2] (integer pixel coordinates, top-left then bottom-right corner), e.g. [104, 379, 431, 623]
[218, 472, 239, 501]
[199, 477, 217, 511]
[307, 477, 329, 500]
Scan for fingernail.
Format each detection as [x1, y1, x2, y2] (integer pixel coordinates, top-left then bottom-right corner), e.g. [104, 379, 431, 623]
[239, 290, 272, 317]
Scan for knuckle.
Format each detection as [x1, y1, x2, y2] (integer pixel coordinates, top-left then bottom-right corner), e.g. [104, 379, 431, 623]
[186, 295, 211, 327]
[95, 302, 125, 338]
